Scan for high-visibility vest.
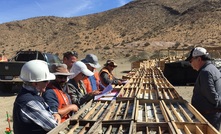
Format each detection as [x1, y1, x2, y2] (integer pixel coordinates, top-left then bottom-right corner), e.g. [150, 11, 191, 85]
[83, 72, 100, 93]
[99, 68, 113, 87]
[47, 83, 70, 123]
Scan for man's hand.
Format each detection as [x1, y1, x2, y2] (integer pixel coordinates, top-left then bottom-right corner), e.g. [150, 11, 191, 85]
[91, 90, 101, 95]
[53, 113, 61, 124]
[69, 104, 79, 112]
[117, 80, 122, 85]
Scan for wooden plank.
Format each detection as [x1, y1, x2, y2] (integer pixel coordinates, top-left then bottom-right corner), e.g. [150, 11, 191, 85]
[92, 102, 108, 120]
[105, 125, 112, 134]
[123, 100, 130, 119]
[162, 89, 168, 99]
[171, 121, 180, 133]
[129, 88, 133, 97]
[124, 88, 129, 97]
[158, 126, 162, 134]
[113, 101, 122, 120]
[167, 89, 175, 99]
[103, 101, 116, 120]
[186, 103, 207, 123]
[136, 100, 140, 121]
[171, 122, 220, 134]
[144, 103, 147, 122]
[146, 126, 149, 134]
[116, 125, 123, 133]
[178, 103, 193, 122]
[152, 103, 159, 122]
[184, 125, 192, 134]
[71, 99, 93, 120]
[170, 103, 183, 122]
[159, 101, 170, 122]
[78, 123, 90, 134]
[83, 101, 101, 120]
[47, 118, 71, 134]
[66, 122, 79, 134]
[196, 126, 204, 134]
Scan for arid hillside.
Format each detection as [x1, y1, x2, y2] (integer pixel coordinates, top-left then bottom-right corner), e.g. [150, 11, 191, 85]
[0, 0, 221, 60]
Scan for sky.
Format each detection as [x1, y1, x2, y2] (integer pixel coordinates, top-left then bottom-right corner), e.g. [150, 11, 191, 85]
[0, 0, 132, 24]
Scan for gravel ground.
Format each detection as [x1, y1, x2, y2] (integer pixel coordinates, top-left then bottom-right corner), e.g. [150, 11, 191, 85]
[0, 92, 17, 134]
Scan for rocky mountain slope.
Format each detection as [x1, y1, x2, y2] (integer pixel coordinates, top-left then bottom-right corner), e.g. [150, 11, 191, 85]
[0, 0, 221, 60]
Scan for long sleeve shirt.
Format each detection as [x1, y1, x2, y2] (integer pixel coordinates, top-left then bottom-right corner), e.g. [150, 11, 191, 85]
[191, 61, 221, 114]
[43, 82, 71, 113]
[13, 84, 57, 134]
[65, 79, 93, 108]
[100, 72, 121, 85]
[21, 100, 57, 130]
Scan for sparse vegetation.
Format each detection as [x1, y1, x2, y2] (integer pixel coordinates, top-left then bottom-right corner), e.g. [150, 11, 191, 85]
[0, 0, 220, 60]
[129, 51, 150, 62]
[103, 46, 110, 50]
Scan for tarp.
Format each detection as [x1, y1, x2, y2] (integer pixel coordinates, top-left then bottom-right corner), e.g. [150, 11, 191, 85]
[163, 61, 198, 86]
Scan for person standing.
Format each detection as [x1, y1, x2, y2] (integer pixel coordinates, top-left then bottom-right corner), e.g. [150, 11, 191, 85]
[63, 51, 78, 71]
[186, 47, 221, 131]
[13, 60, 60, 134]
[43, 63, 79, 123]
[66, 61, 100, 108]
[81, 54, 101, 93]
[99, 59, 123, 88]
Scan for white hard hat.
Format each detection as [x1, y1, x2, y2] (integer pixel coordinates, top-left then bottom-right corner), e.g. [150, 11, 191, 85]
[20, 60, 55, 82]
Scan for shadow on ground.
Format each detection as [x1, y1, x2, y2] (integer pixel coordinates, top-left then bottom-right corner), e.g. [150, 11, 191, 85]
[121, 70, 131, 73]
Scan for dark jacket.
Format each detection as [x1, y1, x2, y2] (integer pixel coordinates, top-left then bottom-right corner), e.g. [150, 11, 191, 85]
[191, 61, 221, 114]
[99, 67, 121, 87]
[13, 88, 49, 134]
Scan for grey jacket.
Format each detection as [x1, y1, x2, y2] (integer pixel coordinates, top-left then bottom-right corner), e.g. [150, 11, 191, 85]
[65, 79, 93, 108]
[191, 61, 221, 114]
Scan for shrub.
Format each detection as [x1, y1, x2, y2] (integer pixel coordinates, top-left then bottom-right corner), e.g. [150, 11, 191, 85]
[103, 46, 110, 50]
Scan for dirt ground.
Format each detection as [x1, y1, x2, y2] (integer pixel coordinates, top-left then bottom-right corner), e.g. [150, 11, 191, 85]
[0, 59, 219, 133]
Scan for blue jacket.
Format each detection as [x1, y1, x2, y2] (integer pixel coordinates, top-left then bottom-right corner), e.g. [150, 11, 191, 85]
[191, 61, 221, 114]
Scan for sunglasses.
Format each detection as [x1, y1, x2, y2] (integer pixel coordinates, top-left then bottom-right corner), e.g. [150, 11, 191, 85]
[56, 75, 68, 79]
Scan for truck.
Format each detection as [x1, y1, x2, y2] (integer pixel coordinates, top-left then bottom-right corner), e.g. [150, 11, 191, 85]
[0, 50, 62, 92]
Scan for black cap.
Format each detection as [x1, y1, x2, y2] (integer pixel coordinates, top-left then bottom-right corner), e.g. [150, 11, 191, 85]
[185, 48, 195, 61]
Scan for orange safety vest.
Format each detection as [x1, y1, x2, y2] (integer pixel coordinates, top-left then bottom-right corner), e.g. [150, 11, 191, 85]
[83, 72, 100, 93]
[47, 83, 70, 123]
[99, 68, 113, 87]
